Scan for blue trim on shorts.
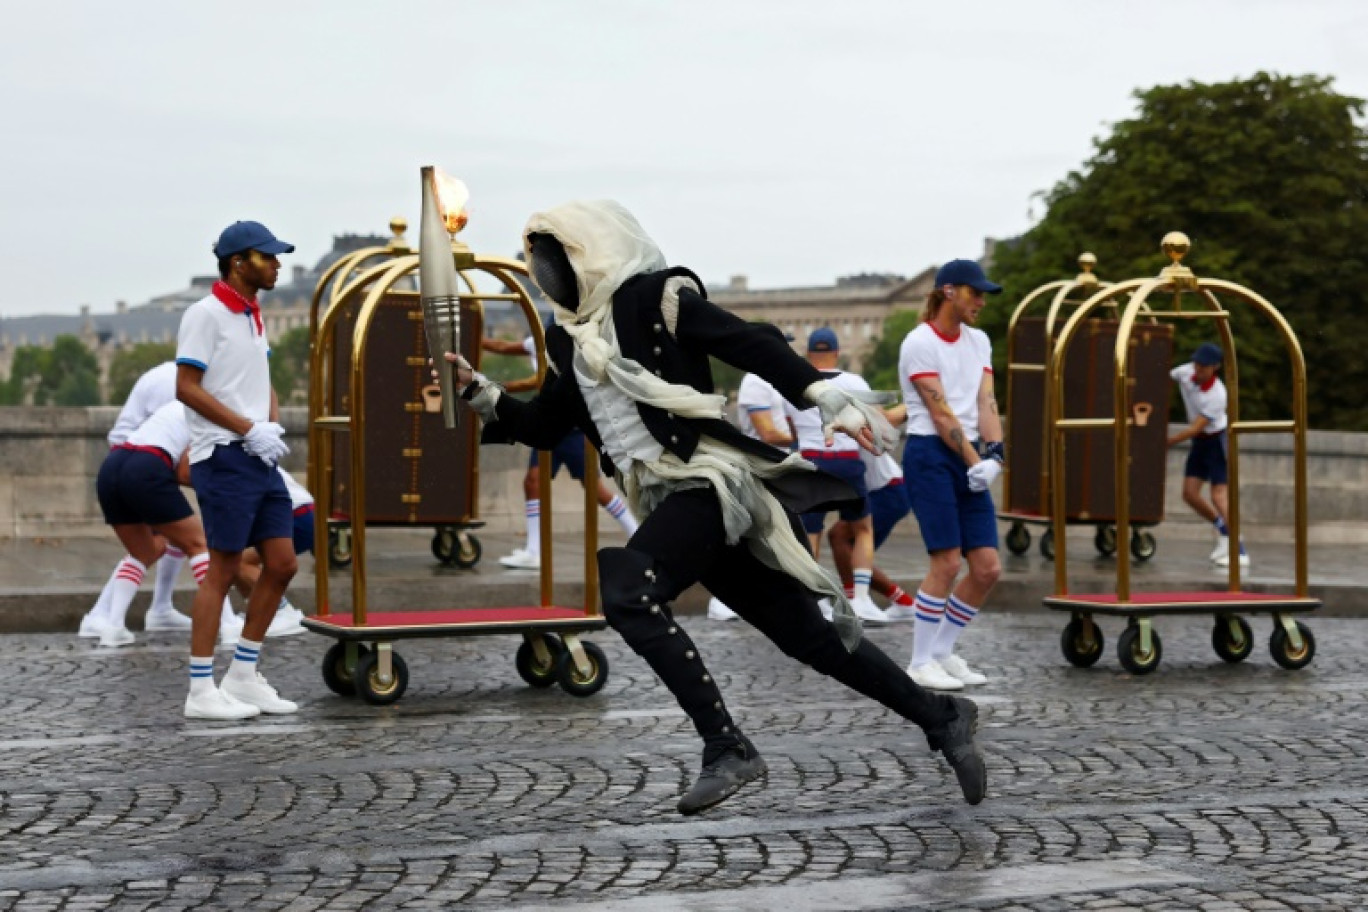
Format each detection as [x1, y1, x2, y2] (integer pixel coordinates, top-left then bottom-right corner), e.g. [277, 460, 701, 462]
[191, 443, 293, 552]
[901, 435, 999, 554]
[870, 482, 912, 549]
[1184, 431, 1228, 485]
[96, 448, 194, 527]
[800, 455, 870, 534]
[527, 429, 587, 480]
[293, 506, 316, 555]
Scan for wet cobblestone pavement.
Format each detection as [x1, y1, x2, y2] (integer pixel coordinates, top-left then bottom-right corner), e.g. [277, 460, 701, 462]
[2, 610, 1365, 910]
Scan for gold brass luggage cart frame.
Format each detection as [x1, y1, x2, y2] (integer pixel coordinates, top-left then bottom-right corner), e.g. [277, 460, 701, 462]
[1000, 253, 1170, 562]
[301, 234, 609, 705]
[1046, 233, 1320, 675]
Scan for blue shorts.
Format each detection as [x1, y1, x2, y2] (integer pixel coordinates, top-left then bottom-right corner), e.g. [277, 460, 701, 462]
[1185, 432, 1228, 485]
[191, 443, 293, 553]
[902, 435, 999, 554]
[800, 453, 869, 534]
[96, 447, 193, 527]
[293, 506, 316, 555]
[527, 429, 587, 480]
[870, 481, 912, 550]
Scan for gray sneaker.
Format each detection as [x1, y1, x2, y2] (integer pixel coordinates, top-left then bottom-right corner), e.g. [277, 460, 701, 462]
[932, 695, 987, 805]
[677, 742, 768, 815]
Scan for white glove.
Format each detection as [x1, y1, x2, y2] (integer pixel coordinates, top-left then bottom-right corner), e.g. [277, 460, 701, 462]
[966, 459, 1002, 493]
[441, 353, 501, 419]
[243, 421, 289, 466]
[804, 380, 901, 454]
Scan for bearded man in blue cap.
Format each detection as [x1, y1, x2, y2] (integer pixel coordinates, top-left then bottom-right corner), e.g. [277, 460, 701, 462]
[175, 220, 301, 721]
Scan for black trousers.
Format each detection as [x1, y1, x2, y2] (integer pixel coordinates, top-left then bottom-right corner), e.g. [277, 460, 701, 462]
[599, 486, 957, 764]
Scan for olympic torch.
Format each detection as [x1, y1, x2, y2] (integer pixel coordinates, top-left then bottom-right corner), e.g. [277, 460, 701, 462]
[419, 165, 469, 430]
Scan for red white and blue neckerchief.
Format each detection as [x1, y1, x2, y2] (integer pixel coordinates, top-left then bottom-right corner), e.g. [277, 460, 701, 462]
[212, 280, 263, 335]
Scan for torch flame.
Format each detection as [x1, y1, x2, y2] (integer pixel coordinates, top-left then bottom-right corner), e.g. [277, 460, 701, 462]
[429, 167, 470, 234]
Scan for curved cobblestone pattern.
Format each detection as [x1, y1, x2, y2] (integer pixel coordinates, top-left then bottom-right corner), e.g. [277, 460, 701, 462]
[1, 614, 1366, 909]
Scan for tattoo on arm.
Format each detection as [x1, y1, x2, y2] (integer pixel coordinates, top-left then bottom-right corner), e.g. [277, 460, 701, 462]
[949, 427, 965, 457]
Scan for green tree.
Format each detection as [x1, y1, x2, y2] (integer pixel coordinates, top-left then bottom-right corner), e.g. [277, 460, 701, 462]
[862, 310, 922, 393]
[988, 72, 1368, 429]
[270, 326, 312, 405]
[107, 343, 175, 403]
[2, 336, 102, 406]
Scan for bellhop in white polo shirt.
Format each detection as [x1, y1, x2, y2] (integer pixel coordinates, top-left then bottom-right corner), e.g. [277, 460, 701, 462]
[176, 281, 273, 463]
[897, 321, 994, 441]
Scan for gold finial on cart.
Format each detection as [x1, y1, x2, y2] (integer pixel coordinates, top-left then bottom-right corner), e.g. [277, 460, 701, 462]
[385, 216, 411, 254]
[1075, 252, 1099, 288]
[1158, 231, 1196, 290]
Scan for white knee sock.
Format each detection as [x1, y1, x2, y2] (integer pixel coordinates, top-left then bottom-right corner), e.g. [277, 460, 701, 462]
[605, 495, 639, 536]
[226, 636, 262, 684]
[932, 594, 980, 660]
[852, 568, 873, 601]
[909, 589, 946, 668]
[105, 557, 147, 631]
[150, 546, 185, 613]
[524, 499, 541, 555]
[89, 565, 119, 623]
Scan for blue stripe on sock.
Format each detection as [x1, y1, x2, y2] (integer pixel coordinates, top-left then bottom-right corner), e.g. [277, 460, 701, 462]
[233, 648, 259, 663]
[915, 591, 947, 606]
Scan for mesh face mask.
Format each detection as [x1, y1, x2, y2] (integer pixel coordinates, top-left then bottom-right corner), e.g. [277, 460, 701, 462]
[528, 232, 580, 312]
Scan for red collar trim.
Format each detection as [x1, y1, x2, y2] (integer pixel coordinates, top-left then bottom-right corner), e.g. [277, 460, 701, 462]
[928, 321, 961, 343]
[1198, 374, 1218, 392]
[212, 280, 263, 335]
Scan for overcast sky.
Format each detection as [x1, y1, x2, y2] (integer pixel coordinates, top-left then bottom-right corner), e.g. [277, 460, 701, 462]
[2, 0, 1366, 317]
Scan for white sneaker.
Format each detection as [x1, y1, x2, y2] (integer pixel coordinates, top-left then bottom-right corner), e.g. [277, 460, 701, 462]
[499, 548, 541, 570]
[706, 597, 739, 621]
[940, 654, 989, 686]
[817, 598, 834, 621]
[219, 611, 245, 647]
[1210, 537, 1229, 563]
[1214, 546, 1251, 568]
[907, 659, 965, 691]
[98, 627, 135, 648]
[221, 671, 299, 714]
[144, 607, 194, 631]
[266, 603, 307, 637]
[883, 602, 919, 623]
[851, 595, 890, 627]
[184, 686, 261, 721]
[78, 611, 107, 638]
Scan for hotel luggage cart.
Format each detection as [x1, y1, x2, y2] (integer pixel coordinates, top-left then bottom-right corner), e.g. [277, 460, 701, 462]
[1046, 233, 1320, 675]
[301, 225, 610, 705]
[999, 253, 1173, 562]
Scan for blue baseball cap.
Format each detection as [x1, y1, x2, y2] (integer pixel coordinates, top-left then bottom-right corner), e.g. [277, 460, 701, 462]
[213, 221, 295, 258]
[934, 259, 1002, 294]
[1193, 342, 1223, 366]
[808, 327, 839, 352]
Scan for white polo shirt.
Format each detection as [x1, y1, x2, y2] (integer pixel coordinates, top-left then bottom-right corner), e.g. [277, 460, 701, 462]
[898, 322, 993, 441]
[1171, 363, 1228, 434]
[279, 468, 314, 510]
[735, 373, 787, 441]
[125, 400, 191, 462]
[785, 370, 867, 454]
[107, 361, 177, 447]
[862, 450, 903, 492]
[176, 288, 273, 463]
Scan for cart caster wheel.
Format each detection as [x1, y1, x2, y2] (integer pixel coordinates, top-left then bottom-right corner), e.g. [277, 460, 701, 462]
[1130, 529, 1157, 562]
[1212, 615, 1253, 664]
[556, 641, 609, 697]
[1094, 525, 1118, 558]
[1005, 523, 1030, 556]
[515, 635, 565, 688]
[328, 527, 353, 569]
[1060, 617, 1104, 668]
[1269, 621, 1315, 670]
[321, 642, 369, 696]
[432, 528, 482, 569]
[1040, 529, 1055, 561]
[1117, 623, 1162, 675]
[353, 649, 409, 705]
